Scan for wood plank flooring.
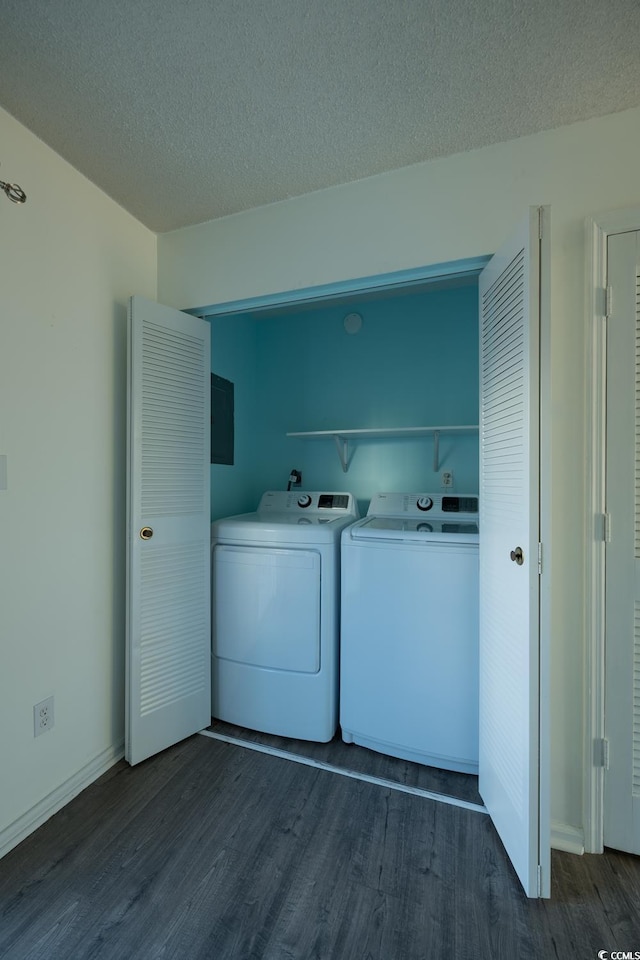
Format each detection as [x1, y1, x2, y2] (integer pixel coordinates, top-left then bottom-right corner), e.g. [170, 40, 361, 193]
[208, 719, 483, 807]
[1, 734, 640, 959]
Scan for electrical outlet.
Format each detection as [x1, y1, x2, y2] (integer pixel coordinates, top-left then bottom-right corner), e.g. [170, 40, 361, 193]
[34, 696, 54, 737]
[441, 470, 454, 488]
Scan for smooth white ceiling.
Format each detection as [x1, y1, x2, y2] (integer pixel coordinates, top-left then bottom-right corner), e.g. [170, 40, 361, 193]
[0, 0, 638, 233]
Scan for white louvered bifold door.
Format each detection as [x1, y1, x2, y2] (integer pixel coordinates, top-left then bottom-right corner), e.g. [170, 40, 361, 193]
[126, 296, 211, 766]
[479, 209, 550, 898]
[604, 229, 640, 855]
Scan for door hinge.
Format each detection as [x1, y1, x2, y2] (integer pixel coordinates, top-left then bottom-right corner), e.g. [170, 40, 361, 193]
[537, 863, 543, 897]
[596, 512, 611, 541]
[605, 284, 613, 319]
[537, 542, 543, 575]
[594, 737, 610, 769]
[538, 207, 544, 240]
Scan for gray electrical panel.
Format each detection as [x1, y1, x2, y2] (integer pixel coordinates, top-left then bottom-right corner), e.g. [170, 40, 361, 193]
[211, 373, 234, 465]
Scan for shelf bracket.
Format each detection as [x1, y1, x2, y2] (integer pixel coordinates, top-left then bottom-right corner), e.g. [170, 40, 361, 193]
[334, 434, 349, 472]
[433, 430, 440, 472]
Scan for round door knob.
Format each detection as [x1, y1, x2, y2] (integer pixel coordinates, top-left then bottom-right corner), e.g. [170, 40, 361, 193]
[510, 546, 524, 565]
[140, 526, 154, 540]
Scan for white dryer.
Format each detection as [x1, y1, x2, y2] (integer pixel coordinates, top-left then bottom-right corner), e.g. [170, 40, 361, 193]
[340, 492, 479, 773]
[211, 490, 359, 742]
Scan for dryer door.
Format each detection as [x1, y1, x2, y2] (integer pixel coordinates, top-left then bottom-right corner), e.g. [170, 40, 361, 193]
[213, 546, 321, 673]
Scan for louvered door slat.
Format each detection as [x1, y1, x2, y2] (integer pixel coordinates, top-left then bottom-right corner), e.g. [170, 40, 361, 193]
[478, 209, 548, 898]
[126, 296, 211, 766]
[633, 604, 640, 795]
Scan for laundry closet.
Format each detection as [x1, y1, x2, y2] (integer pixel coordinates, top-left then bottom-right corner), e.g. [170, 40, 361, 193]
[209, 278, 480, 523]
[127, 210, 549, 898]
[206, 278, 480, 778]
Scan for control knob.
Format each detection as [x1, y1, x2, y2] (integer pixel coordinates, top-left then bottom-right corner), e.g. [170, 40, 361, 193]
[416, 496, 433, 511]
[297, 494, 312, 508]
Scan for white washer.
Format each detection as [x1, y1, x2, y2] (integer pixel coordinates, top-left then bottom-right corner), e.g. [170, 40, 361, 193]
[211, 490, 359, 742]
[340, 492, 479, 773]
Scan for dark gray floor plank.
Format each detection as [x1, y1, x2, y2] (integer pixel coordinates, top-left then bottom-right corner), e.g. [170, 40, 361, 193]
[1, 734, 640, 960]
[209, 718, 482, 805]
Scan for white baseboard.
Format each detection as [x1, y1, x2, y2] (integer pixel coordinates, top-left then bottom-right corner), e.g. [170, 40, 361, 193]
[0, 741, 124, 861]
[551, 820, 585, 855]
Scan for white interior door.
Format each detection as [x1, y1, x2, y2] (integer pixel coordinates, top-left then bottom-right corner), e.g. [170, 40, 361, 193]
[126, 295, 211, 766]
[479, 208, 550, 898]
[604, 229, 640, 854]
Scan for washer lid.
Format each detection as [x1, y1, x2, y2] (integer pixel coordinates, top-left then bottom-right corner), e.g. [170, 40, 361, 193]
[348, 515, 479, 544]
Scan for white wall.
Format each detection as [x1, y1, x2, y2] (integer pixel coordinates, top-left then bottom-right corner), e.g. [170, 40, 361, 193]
[0, 107, 157, 853]
[3, 98, 638, 854]
[158, 105, 640, 840]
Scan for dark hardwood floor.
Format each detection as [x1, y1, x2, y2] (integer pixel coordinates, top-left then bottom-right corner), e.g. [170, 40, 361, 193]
[207, 719, 483, 807]
[1, 734, 639, 959]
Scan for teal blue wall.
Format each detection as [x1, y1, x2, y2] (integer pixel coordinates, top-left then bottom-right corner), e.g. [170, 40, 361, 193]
[210, 313, 263, 520]
[211, 280, 479, 518]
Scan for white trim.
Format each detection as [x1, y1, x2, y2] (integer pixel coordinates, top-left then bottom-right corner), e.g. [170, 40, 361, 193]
[551, 820, 585, 856]
[584, 206, 640, 854]
[538, 204, 553, 885]
[199, 730, 487, 815]
[0, 742, 124, 861]
[584, 213, 608, 854]
[189, 256, 490, 319]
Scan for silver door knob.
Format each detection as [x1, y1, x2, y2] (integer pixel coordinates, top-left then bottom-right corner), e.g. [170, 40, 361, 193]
[140, 526, 154, 541]
[510, 546, 524, 565]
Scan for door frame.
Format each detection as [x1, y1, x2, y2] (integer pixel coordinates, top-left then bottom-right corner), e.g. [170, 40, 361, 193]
[194, 228, 553, 891]
[187, 256, 489, 319]
[584, 206, 640, 853]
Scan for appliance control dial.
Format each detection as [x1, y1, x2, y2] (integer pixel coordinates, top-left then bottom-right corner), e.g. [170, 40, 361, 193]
[297, 494, 312, 508]
[416, 496, 433, 511]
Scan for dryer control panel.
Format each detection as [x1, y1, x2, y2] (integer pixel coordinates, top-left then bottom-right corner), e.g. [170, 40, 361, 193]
[258, 490, 359, 518]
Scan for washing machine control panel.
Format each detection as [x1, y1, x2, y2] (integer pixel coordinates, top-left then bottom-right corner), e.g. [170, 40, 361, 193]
[367, 492, 479, 521]
[442, 496, 478, 514]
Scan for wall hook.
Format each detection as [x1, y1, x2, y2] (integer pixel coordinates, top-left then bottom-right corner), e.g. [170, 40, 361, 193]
[1, 166, 26, 204]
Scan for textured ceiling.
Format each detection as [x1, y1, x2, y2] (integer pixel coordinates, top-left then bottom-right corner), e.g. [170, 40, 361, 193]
[0, 0, 639, 233]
